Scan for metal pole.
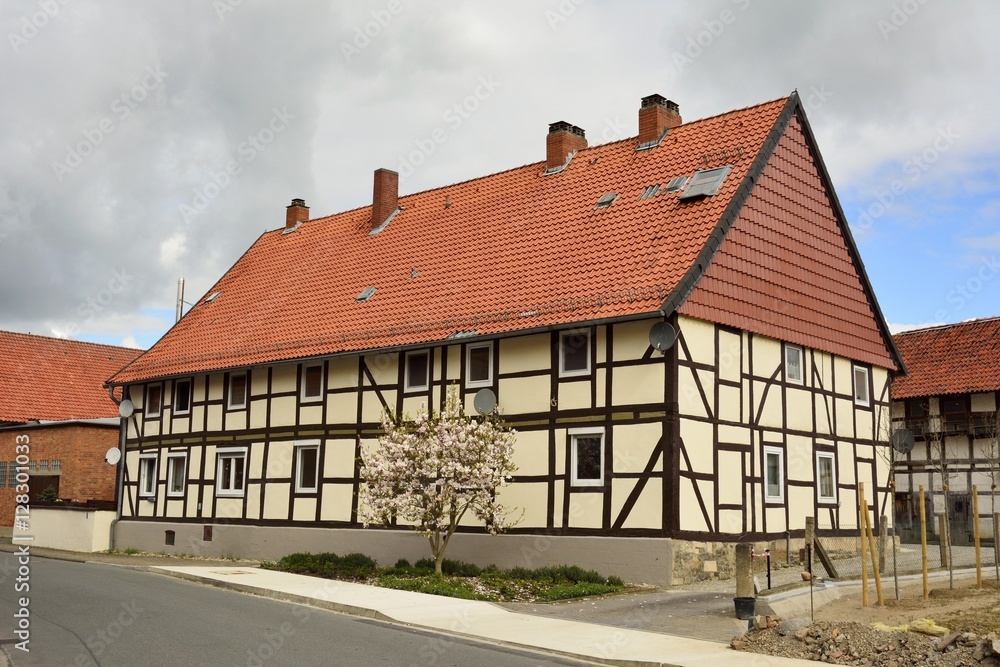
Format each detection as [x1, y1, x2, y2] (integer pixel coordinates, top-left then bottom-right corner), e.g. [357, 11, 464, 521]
[175, 277, 185, 323]
[766, 548, 771, 590]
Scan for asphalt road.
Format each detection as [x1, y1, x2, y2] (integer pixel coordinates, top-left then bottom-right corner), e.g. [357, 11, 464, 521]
[0, 553, 590, 667]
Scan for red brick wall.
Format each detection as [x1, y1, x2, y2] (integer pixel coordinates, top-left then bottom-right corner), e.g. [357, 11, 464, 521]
[0, 424, 119, 526]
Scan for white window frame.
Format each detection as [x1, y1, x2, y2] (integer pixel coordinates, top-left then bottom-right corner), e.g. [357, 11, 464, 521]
[301, 363, 325, 403]
[294, 441, 320, 493]
[569, 427, 605, 487]
[763, 445, 784, 504]
[173, 379, 192, 415]
[559, 330, 591, 378]
[853, 365, 870, 407]
[815, 451, 837, 504]
[138, 453, 157, 498]
[145, 384, 162, 418]
[404, 350, 430, 393]
[228, 373, 248, 410]
[465, 343, 493, 388]
[216, 447, 247, 497]
[166, 452, 187, 498]
[784, 345, 804, 385]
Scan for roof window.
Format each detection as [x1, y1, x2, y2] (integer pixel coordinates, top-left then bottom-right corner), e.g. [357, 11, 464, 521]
[205, 292, 221, 304]
[356, 287, 377, 303]
[638, 185, 661, 200]
[595, 193, 617, 210]
[679, 166, 732, 200]
[662, 176, 689, 194]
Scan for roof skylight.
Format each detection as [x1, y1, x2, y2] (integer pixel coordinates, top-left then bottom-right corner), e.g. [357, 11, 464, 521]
[662, 176, 689, 193]
[639, 185, 661, 200]
[595, 193, 617, 209]
[356, 287, 377, 303]
[679, 166, 732, 200]
[204, 292, 221, 304]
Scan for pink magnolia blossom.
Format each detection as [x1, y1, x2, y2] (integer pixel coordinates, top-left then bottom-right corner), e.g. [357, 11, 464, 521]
[358, 388, 519, 574]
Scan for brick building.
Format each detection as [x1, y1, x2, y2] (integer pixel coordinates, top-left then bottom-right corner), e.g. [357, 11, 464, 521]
[0, 331, 141, 526]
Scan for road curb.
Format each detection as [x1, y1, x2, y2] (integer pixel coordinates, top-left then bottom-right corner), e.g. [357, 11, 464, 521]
[147, 567, 693, 667]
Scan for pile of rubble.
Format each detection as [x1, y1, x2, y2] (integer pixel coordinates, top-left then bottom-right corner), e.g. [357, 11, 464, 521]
[734, 618, 1000, 665]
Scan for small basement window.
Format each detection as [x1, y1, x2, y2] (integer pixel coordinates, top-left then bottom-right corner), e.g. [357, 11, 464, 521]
[679, 166, 732, 199]
[356, 287, 377, 303]
[594, 193, 617, 209]
[638, 184, 660, 200]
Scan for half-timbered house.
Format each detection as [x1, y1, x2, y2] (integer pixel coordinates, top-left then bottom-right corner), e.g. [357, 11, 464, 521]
[107, 92, 903, 584]
[891, 318, 1000, 546]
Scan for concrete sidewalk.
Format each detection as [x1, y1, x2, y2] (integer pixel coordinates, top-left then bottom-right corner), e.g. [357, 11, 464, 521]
[150, 565, 813, 667]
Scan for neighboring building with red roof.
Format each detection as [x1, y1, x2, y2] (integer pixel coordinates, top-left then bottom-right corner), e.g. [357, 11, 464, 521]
[0, 331, 141, 527]
[891, 318, 1000, 546]
[107, 92, 902, 585]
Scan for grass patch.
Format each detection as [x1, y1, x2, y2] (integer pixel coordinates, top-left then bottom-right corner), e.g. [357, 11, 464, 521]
[265, 553, 629, 602]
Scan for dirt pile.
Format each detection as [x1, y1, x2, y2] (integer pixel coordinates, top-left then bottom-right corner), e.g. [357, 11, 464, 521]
[736, 619, 1000, 665]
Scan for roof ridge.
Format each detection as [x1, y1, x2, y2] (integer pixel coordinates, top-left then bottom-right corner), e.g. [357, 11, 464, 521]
[0, 329, 142, 353]
[894, 316, 1000, 337]
[293, 95, 794, 231]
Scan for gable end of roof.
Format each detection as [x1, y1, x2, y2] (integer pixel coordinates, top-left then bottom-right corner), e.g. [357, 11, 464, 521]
[659, 94, 798, 317]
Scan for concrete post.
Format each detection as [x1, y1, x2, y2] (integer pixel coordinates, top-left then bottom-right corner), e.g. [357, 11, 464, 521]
[937, 513, 950, 568]
[735, 543, 754, 598]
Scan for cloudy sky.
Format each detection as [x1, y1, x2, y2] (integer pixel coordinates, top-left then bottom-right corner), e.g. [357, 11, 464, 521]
[1, 0, 998, 350]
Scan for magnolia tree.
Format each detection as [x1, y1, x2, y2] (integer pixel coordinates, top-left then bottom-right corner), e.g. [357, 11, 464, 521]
[358, 390, 519, 574]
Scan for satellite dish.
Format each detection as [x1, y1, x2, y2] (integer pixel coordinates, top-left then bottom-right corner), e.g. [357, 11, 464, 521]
[105, 447, 122, 465]
[648, 322, 677, 352]
[119, 399, 134, 419]
[473, 388, 497, 415]
[891, 429, 915, 454]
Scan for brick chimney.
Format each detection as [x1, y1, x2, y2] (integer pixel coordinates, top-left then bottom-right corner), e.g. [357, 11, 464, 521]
[285, 198, 309, 230]
[638, 94, 681, 146]
[371, 168, 399, 231]
[546, 121, 587, 171]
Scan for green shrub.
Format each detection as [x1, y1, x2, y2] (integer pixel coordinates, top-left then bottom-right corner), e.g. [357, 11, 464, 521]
[394, 558, 411, 569]
[273, 552, 376, 580]
[441, 559, 481, 577]
[413, 558, 435, 571]
[539, 582, 619, 601]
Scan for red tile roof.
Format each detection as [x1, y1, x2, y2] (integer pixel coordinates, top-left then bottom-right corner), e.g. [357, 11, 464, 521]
[680, 114, 897, 369]
[0, 331, 141, 422]
[110, 93, 899, 384]
[892, 317, 1000, 399]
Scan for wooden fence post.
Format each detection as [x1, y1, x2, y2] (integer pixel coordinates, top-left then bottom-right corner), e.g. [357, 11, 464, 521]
[920, 485, 928, 600]
[973, 485, 982, 589]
